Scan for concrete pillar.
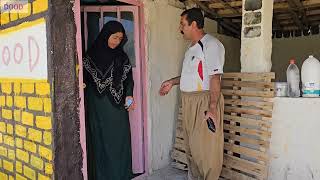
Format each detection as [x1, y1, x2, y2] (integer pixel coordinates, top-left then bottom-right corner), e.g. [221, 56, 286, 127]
[241, 0, 273, 72]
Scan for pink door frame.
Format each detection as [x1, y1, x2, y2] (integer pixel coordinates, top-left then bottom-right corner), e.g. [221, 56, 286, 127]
[74, 0, 148, 179]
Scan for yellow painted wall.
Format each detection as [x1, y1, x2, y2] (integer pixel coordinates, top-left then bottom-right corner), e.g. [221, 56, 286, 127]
[0, 1, 52, 180]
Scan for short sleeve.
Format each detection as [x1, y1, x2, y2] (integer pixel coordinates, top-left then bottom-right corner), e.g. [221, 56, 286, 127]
[204, 40, 225, 75]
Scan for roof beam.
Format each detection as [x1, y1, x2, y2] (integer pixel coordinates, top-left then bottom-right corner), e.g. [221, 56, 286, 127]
[287, 0, 306, 30]
[210, 0, 320, 17]
[190, 0, 241, 37]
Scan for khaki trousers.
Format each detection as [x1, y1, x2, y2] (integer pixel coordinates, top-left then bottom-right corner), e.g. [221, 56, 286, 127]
[181, 91, 224, 180]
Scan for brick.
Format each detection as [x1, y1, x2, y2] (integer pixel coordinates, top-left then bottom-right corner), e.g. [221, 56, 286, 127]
[39, 146, 52, 161]
[14, 109, 22, 122]
[43, 98, 52, 113]
[43, 131, 52, 146]
[21, 83, 34, 94]
[24, 165, 36, 180]
[19, 3, 32, 18]
[16, 174, 27, 180]
[36, 116, 52, 130]
[28, 97, 43, 111]
[4, 135, 14, 147]
[16, 149, 29, 163]
[45, 163, 53, 175]
[16, 138, 23, 148]
[22, 112, 34, 126]
[6, 96, 13, 107]
[2, 109, 13, 120]
[0, 146, 8, 157]
[10, 12, 19, 21]
[28, 128, 42, 143]
[36, 83, 50, 96]
[31, 155, 43, 170]
[16, 161, 23, 173]
[0, 96, 5, 106]
[24, 140, 37, 153]
[0, 172, 8, 180]
[0, 159, 2, 167]
[33, 0, 48, 14]
[0, 12, 10, 25]
[8, 175, 14, 180]
[0, 133, 2, 143]
[38, 173, 50, 180]
[0, 122, 6, 133]
[8, 149, 15, 160]
[15, 96, 27, 109]
[6, 124, 13, 135]
[1, 83, 12, 94]
[3, 160, 13, 172]
[16, 125, 27, 138]
[14, 83, 21, 94]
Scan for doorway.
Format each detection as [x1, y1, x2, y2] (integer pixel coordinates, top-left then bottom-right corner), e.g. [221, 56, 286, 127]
[76, 1, 147, 179]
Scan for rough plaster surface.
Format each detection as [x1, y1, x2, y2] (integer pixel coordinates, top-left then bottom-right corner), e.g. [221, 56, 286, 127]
[142, 0, 241, 172]
[272, 35, 320, 81]
[143, 0, 188, 172]
[269, 98, 320, 180]
[241, 0, 273, 72]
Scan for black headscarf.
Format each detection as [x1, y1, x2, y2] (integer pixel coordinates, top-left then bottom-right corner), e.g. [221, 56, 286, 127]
[83, 21, 133, 107]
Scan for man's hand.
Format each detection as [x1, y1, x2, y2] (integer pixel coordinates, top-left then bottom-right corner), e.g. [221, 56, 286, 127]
[204, 110, 219, 129]
[159, 80, 173, 96]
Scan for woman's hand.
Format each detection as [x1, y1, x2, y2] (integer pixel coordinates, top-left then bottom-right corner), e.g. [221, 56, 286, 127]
[125, 96, 136, 111]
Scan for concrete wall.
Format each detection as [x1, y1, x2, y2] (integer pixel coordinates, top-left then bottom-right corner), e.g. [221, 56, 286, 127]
[269, 98, 320, 180]
[271, 35, 320, 82]
[143, 0, 188, 172]
[143, 0, 241, 172]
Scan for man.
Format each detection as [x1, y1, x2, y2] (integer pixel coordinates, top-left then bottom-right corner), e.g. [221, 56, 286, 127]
[159, 8, 225, 180]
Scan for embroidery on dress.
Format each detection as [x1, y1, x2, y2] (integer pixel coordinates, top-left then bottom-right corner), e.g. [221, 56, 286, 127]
[83, 55, 131, 104]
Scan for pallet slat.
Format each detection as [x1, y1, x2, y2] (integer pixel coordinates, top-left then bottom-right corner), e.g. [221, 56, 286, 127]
[223, 154, 266, 179]
[224, 124, 271, 139]
[171, 149, 187, 164]
[222, 80, 275, 89]
[221, 167, 257, 180]
[224, 142, 268, 162]
[224, 114, 271, 129]
[222, 89, 274, 98]
[224, 132, 269, 150]
[224, 99, 273, 110]
[225, 106, 272, 117]
[222, 72, 275, 80]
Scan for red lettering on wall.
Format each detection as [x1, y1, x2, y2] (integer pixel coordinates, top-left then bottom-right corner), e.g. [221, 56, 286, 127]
[2, 46, 10, 66]
[28, 36, 39, 72]
[14, 43, 23, 64]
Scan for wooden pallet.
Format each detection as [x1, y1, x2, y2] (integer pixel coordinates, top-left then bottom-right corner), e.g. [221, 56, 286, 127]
[171, 72, 275, 180]
[171, 108, 188, 171]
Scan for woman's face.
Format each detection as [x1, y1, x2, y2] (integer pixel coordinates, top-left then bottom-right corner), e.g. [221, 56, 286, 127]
[108, 32, 124, 49]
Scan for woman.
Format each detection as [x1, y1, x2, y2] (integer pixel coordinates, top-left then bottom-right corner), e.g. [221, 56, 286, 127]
[83, 21, 135, 180]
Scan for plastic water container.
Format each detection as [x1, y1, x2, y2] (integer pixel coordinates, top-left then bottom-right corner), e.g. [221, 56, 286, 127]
[301, 55, 320, 97]
[286, 59, 300, 97]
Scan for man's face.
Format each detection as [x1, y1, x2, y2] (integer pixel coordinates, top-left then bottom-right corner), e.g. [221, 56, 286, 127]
[179, 15, 193, 40]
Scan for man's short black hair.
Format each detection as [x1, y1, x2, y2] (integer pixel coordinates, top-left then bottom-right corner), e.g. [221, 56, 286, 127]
[181, 8, 204, 29]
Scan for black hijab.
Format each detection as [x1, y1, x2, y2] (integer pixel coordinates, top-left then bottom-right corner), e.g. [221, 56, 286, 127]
[83, 21, 132, 106]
